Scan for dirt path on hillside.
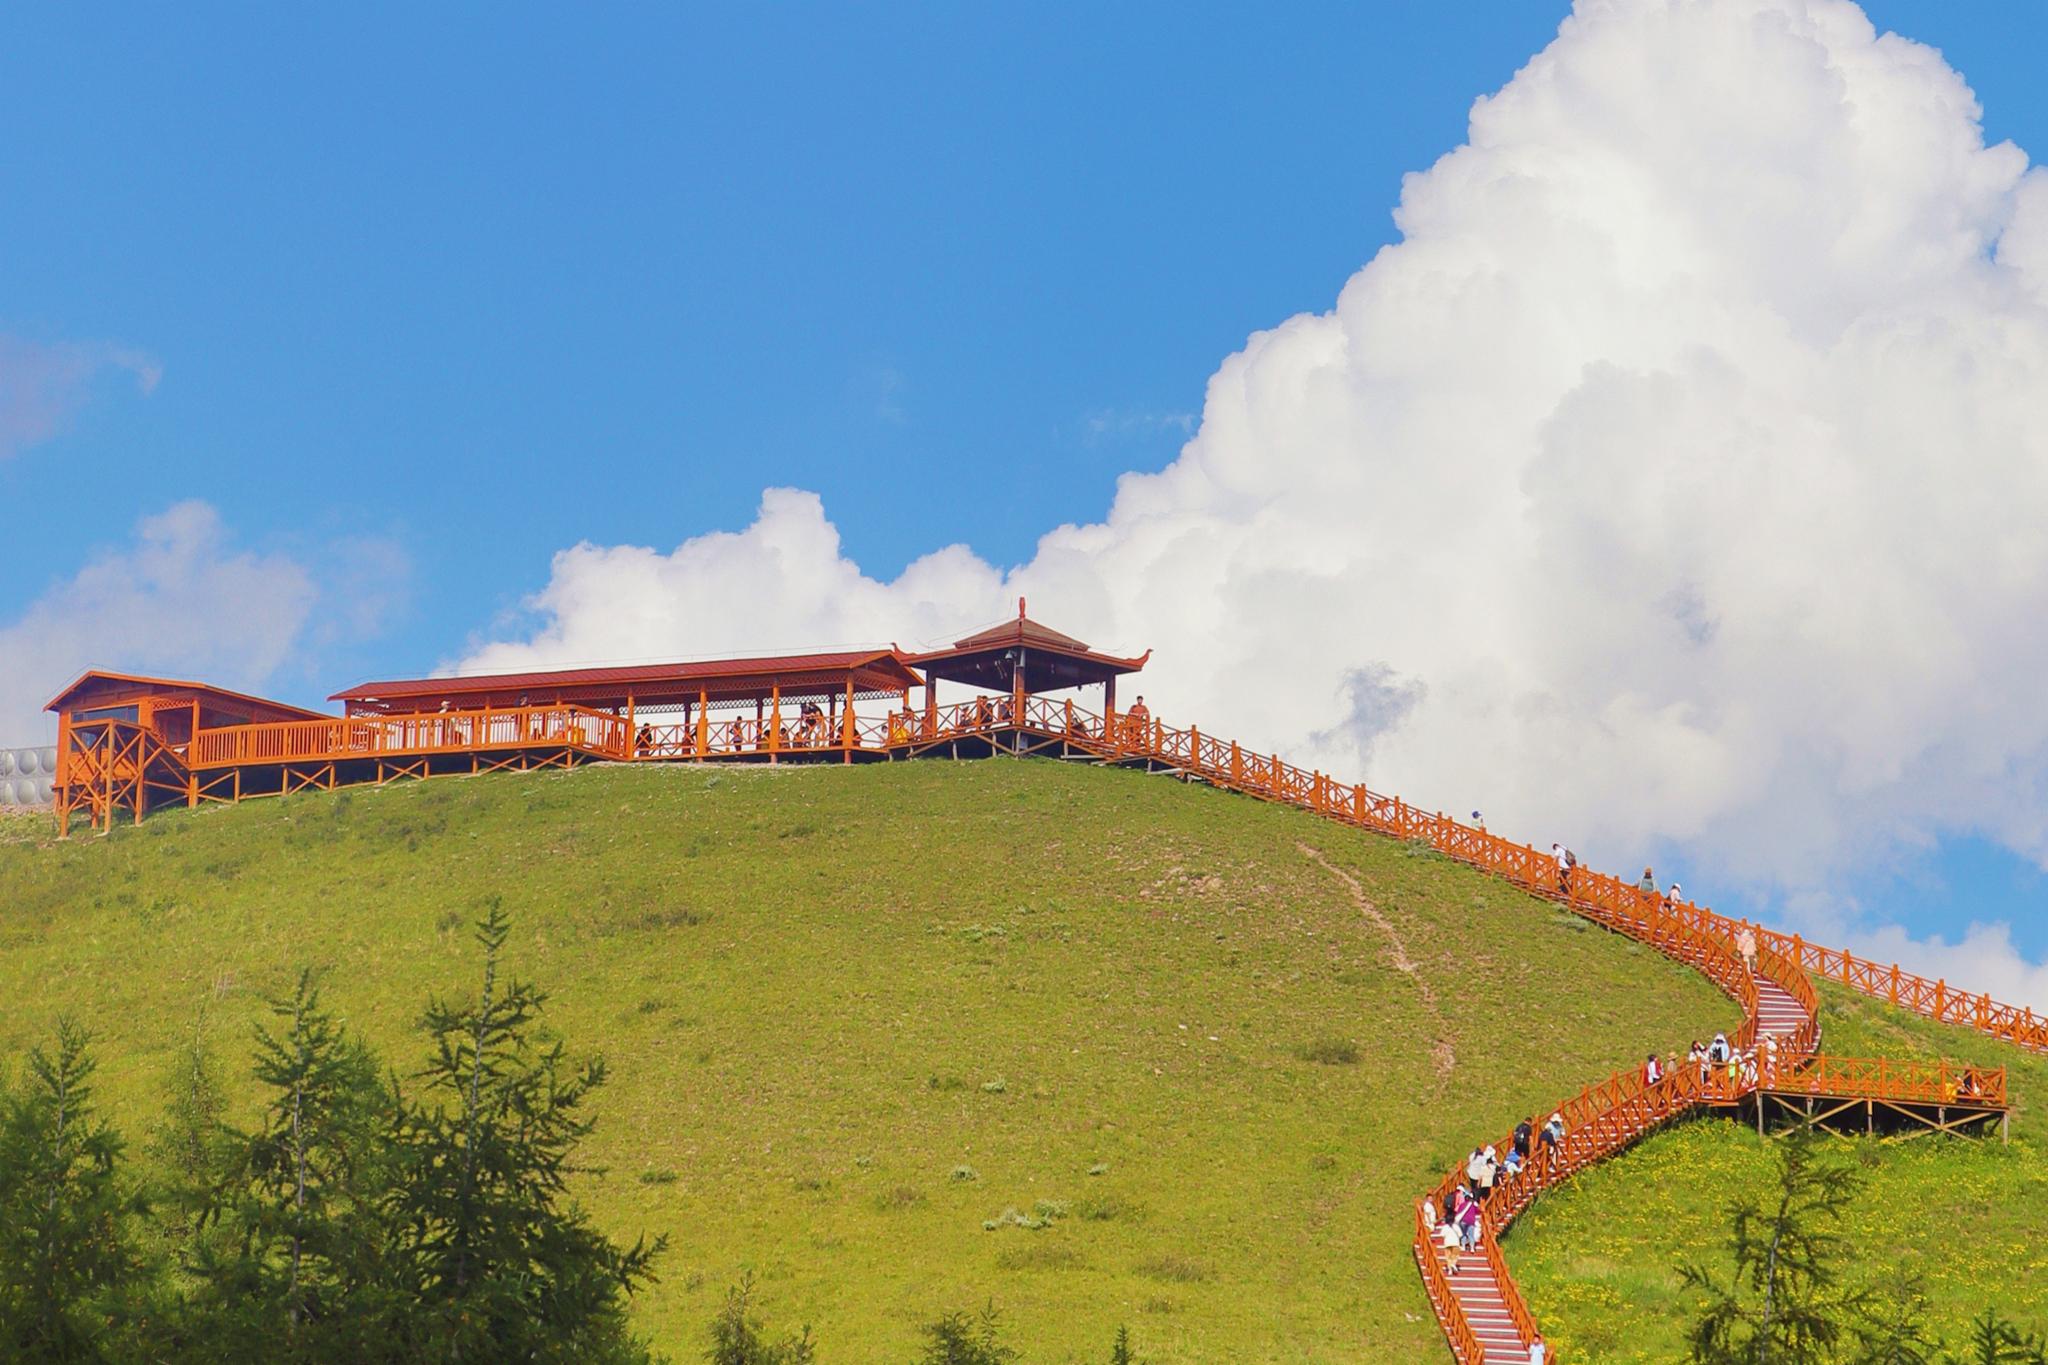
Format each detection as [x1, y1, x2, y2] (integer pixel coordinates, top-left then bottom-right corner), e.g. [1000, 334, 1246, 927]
[1298, 841, 1457, 1082]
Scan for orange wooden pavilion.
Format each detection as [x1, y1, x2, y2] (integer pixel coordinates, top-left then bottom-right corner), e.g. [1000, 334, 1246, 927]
[47, 603, 1148, 833]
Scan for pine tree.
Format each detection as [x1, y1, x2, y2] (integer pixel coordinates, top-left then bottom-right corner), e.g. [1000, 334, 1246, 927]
[1109, 1323, 1136, 1365]
[1849, 1270, 1941, 1365]
[393, 902, 665, 1363]
[707, 1271, 816, 1364]
[1680, 1132, 1867, 1364]
[918, 1303, 1017, 1365]
[179, 971, 398, 1363]
[0, 1020, 153, 1363]
[146, 1016, 232, 1248]
[1945, 1309, 2048, 1365]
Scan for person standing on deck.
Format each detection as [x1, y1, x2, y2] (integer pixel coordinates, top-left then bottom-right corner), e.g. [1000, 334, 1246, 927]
[1125, 694, 1151, 747]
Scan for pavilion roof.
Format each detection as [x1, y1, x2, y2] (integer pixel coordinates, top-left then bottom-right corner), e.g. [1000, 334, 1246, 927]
[44, 670, 330, 724]
[907, 601, 1148, 692]
[330, 648, 925, 714]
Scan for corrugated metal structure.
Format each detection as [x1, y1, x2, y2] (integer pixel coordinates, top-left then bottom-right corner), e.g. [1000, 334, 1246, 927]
[0, 746, 59, 807]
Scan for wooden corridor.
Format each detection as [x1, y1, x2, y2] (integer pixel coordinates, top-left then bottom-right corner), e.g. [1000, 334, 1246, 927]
[48, 666, 2037, 1362]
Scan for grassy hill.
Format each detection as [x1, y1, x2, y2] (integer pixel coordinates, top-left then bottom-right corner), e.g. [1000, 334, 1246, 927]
[1510, 982, 2048, 1361]
[1, 758, 1736, 1361]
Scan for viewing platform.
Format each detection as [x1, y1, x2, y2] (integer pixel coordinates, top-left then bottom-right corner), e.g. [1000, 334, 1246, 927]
[47, 602, 1154, 832]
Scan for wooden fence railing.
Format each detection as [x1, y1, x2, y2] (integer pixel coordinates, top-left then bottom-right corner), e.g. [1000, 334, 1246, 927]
[187, 704, 632, 769]
[157, 689, 2041, 1059]
[1771, 1054, 2006, 1107]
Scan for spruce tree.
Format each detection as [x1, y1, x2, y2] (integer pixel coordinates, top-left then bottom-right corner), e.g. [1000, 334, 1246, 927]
[1945, 1309, 2048, 1365]
[1849, 1269, 1941, 1365]
[708, 1271, 816, 1364]
[392, 902, 664, 1362]
[146, 1017, 232, 1249]
[918, 1303, 1017, 1365]
[1109, 1323, 1135, 1365]
[179, 971, 398, 1363]
[1680, 1132, 1867, 1364]
[0, 1021, 153, 1363]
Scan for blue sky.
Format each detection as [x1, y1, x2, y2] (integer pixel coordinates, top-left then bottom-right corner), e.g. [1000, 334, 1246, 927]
[5, 3, 2048, 987]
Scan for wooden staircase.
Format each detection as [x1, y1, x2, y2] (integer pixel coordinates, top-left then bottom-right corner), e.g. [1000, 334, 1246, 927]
[1443, 1255, 1537, 1364]
[55, 683, 2033, 1359]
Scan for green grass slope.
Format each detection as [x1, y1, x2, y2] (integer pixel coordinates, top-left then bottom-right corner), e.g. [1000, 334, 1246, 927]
[1, 760, 1733, 1362]
[1511, 982, 2048, 1362]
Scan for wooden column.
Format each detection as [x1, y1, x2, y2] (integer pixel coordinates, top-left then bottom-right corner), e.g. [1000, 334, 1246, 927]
[53, 711, 70, 838]
[843, 679, 856, 762]
[696, 689, 709, 756]
[769, 685, 781, 762]
[924, 678, 938, 739]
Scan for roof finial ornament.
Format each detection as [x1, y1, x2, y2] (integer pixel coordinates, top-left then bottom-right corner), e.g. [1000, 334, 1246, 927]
[1019, 595, 1027, 619]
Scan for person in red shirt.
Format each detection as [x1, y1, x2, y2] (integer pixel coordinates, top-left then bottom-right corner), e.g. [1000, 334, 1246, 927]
[1124, 694, 1152, 745]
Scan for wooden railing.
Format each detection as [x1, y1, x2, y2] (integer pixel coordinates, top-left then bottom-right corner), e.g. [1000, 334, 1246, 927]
[1753, 932, 2048, 1054]
[1771, 1054, 2006, 1107]
[160, 688, 2040, 1060]
[187, 704, 632, 769]
[978, 697, 2029, 1058]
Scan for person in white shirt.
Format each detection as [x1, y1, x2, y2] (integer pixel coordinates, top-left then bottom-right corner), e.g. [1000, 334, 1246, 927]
[1528, 1333, 1547, 1364]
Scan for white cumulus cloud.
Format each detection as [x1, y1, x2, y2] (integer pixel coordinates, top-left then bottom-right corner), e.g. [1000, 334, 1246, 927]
[463, 0, 2048, 997]
[0, 502, 408, 743]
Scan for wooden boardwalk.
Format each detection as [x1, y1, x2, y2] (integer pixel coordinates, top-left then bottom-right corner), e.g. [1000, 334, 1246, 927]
[53, 687, 2033, 1362]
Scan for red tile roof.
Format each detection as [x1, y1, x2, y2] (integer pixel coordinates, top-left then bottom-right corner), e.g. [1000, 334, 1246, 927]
[44, 670, 330, 722]
[330, 649, 924, 707]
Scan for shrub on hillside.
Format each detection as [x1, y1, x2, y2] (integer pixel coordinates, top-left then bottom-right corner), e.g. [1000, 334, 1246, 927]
[708, 1272, 815, 1365]
[1296, 1037, 1359, 1066]
[918, 1304, 1017, 1365]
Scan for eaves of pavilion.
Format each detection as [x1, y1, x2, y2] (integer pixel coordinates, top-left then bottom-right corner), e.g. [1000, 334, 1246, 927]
[905, 599, 1149, 721]
[45, 670, 328, 748]
[328, 649, 927, 726]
